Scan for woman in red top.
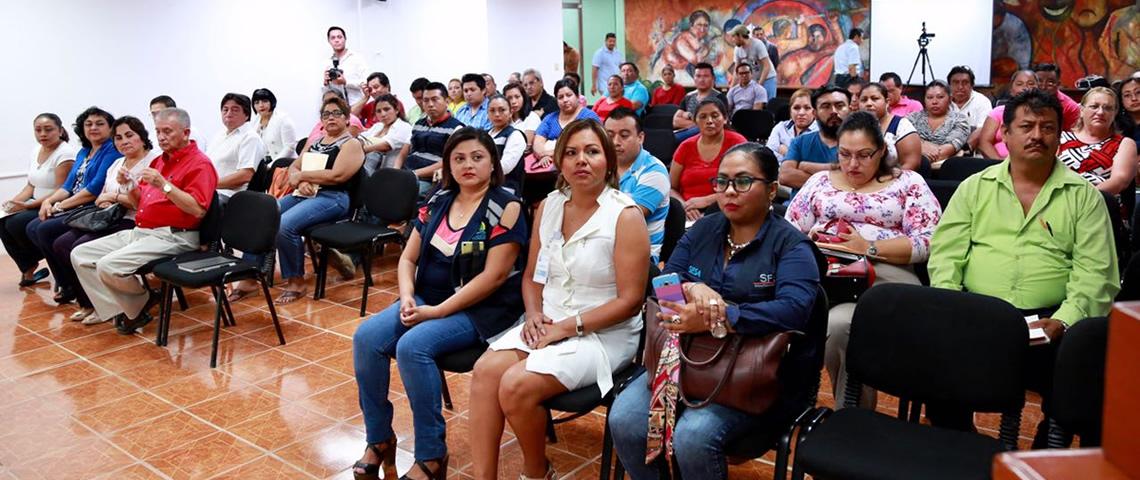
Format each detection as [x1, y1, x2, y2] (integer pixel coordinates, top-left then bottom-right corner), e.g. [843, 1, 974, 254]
[669, 97, 746, 221]
[593, 75, 634, 122]
[651, 65, 686, 107]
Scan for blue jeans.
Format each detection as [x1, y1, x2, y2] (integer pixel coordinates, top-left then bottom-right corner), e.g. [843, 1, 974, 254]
[674, 126, 700, 143]
[245, 190, 348, 280]
[762, 76, 777, 101]
[609, 372, 757, 480]
[352, 297, 481, 460]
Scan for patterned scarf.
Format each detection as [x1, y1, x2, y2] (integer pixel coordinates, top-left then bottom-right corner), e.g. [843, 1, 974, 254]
[645, 331, 681, 467]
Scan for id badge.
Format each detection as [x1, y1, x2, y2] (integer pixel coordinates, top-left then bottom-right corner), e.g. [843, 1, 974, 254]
[532, 234, 559, 284]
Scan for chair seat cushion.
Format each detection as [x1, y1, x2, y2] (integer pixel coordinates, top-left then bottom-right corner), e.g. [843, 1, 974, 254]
[797, 408, 1004, 480]
[310, 222, 401, 250]
[544, 363, 642, 413]
[437, 343, 488, 373]
[152, 252, 259, 288]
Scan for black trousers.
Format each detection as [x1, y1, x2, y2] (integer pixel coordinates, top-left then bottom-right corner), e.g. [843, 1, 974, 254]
[0, 210, 42, 273]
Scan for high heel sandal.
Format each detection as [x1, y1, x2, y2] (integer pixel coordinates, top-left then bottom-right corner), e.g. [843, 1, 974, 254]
[518, 459, 557, 480]
[352, 437, 397, 480]
[399, 454, 448, 480]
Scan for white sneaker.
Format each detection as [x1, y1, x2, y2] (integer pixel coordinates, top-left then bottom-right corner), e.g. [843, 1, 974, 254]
[81, 313, 108, 325]
[70, 308, 94, 322]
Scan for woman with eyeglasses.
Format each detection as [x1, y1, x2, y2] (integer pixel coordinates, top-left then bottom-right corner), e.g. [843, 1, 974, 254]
[1057, 87, 1138, 196]
[669, 97, 747, 221]
[1118, 77, 1140, 145]
[784, 111, 941, 410]
[608, 143, 819, 480]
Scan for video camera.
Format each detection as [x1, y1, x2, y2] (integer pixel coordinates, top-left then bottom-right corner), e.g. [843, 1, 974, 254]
[917, 22, 935, 48]
[327, 57, 343, 81]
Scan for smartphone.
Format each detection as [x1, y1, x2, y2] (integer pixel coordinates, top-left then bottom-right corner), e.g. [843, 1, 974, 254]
[651, 273, 686, 314]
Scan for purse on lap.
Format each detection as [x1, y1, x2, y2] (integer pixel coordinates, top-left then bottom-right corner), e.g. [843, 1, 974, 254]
[63, 204, 126, 233]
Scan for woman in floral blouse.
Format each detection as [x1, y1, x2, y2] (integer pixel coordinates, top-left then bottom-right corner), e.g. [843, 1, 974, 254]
[784, 111, 942, 411]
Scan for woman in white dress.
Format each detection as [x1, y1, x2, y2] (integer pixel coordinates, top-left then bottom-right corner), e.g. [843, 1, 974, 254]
[469, 119, 650, 480]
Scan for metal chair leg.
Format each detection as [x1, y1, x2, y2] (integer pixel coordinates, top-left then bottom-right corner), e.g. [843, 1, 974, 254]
[360, 249, 372, 317]
[314, 247, 330, 300]
[209, 286, 225, 368]
[440, 368, 454, 410]
[600, 410, 615, 480]
[221, 295, 236, 328]
[155, 282, 172, 346]
[545, 409, 558, 443]
[261, 275, 286, 345]
[174, 286, 189, 311]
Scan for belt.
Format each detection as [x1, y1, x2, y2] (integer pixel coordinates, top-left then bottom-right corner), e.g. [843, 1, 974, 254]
[170, 227, 193, 233]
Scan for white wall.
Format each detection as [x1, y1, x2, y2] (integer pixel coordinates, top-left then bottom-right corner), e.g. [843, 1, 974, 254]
[869, 0, 994, 86]
[0, 0, 561, 199]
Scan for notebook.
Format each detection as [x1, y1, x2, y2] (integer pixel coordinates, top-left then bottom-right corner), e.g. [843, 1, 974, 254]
[292, 152, 328, 198]
[1025, 315, 1049, 345]
[177, 256, 236, 273]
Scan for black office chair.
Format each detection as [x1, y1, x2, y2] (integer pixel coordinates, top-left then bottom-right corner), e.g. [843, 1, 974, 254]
[642, 129, 677, 169]
[309, 168, 419, 316]
[731, 109, 776, 143]
[1046, 317, 1108, 448]
[660, 197, 686, 265]
[646, 104, 680, 120]
[925, 178, 960, 211]
[935, 157, 1000, 181]
[793, 284, 1028, 480]
[150, 191, 286, 368]
[767, 96, 790, 122]
[1101, 191, 1131, 273]
[1117, 254, 1140, 301]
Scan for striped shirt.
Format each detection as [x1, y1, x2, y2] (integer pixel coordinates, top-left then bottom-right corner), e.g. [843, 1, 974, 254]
[619, 149, 670, 263]
[406, 114, 464, 171]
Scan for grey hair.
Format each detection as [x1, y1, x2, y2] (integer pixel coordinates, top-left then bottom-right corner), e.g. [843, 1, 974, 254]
[155, 107, 191, 128]
[1010, 69, 1035, 82]
[523, 68, 543, 83]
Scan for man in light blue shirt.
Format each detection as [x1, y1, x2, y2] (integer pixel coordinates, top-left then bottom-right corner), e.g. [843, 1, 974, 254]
[606, 107, 670, 263]
[592, 33, 623, 97]
[455, 73, 491, 130]
[620, 62, 650, 116]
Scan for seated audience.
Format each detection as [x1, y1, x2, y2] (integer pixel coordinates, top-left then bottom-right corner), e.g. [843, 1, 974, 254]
[611, 143, 820, 480]
[353, 72, 404, 129]
[231, 97, 364, 304]
[206, 93, 266, 197]
[487, 95, 527, 193]
[351, 128, 526, 480]
[508, 72, 522, 85]
[1, 114, 75, 287]
[406, 77, 430, 125]
[1034, 63, 1081, 130]
[673, 62, 729, 142]
[252, 88, 299, 163]
[70, 108, 216, 334]
[881, 72, 924, 117]
[522, 68, 558, 118]
[563, 73, 589, 108]
[786, 110, 942, 409]
[1057, 87, 1138, 196]
[620, 62, 650, 115]
[394, 82, 464, 194]
[470, 119, 649, 480]
[447, 78, 465, 114]
[670, 98, 747, 221]
[650, 64, 686, 107]
[779, 87, 851, 192]
[947, 65, 993, 150]
[531, 79, 602, 171]
[483, 73, 497, 97]
[859, 82, 922, 170]
[503, 82, 540, 147]
[726, 62, 768, 114]
[767, 88, 818, 162]
[605, 107, 671, 263]
[361, 94, 413, 175]
[593, 75, 635, 122]
[1118, 77, 1140, 145]
[58, 117, 158, 325]
[907, 80, 972, 164]
[927, 90, 1119, 444]
[28, 107, 119, 305]
[730, 25, 777, 97]
[456, 73, 492, 130]
[978, 70, 1038, 159]
[308, 90, 365, 143]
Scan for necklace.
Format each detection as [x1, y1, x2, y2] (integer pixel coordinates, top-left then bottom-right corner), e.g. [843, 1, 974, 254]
[725, 232, 749, 260]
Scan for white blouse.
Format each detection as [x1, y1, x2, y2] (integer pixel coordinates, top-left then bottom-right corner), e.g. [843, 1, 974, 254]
[102, 151, 159, 220]
[28, 143, 77, 199]
[257, 111, 299, 161]
[512, 111, 542, 133]
[361, 119, 413, 174]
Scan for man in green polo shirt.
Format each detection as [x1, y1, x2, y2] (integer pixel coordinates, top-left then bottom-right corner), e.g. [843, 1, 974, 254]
[927, 89, 1119, 445]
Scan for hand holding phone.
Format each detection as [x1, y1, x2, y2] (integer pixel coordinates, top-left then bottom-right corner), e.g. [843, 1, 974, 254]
[652, 273, 686, 315]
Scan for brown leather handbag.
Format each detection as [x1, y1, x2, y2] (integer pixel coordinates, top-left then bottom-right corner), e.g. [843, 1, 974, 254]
[643, 299, 798, 415]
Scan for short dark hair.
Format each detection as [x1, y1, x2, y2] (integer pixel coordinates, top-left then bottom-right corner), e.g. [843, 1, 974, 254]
[74, 106, 115, 150]
[321, 96, 351, 117]
[923, 80, 950, 98]
[879, 72, 902, 86]
[605, 32, 616, 40]
[620, 62, 639, 76]
[410, 77, 431, 93]
[220, 93, 252, 119]
[35, 113, 70, 143]
[149, 95, 176, 108]
[423, 81, 448, 98]
[366, 72, 391, 88]
[848, 28, 863, 39]
[461, 73, 487, 90]
[736, 62, 752, 73]
[947, 65, 976, 86]
[1032, 62, 1062, 77]
[1002, 89, 1063, 128]
[440, 127, 504, 190]
[837, 111, 896, 180]
[327, 26, 345, 39]
[554, 78, 579, 96]
[251, 88, 277, 112]
[723, 142, 778, 183]
[697, 97, 728, 118]
[812, 86, 851, 108]
[694, 62, 715, 76]
[111, 116, 154, 151]
[604, 107, 642, 133]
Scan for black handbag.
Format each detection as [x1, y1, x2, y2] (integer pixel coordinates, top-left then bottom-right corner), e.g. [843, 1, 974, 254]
[64, 204, 127, 233]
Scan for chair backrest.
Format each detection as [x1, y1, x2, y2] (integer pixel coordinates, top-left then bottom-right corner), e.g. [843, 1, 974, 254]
[198, 192, 224, 248]
[925, 178, 959, 211]
[660, 197, 686, 264]
[294, 138, 308, 156]
[730, 109, 776, 143]
[1100, 190, 1129, 272]
[847, 284, 1028, 413]
[246, 157, 275, 193]
[767, 96, 790, 122]
[643, 128, 677, 168]
[221, 191, 280, 254]
[363, 167, 419, 224]
[779, 284, 830, 409]
[936, 157, 1000, 182]
[1049, 316, 1108, 445]
[647, 104, 680, 119]
[1117, 254, 1140, 301]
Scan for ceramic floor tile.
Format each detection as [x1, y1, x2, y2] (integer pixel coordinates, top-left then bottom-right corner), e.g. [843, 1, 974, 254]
[254, 362, 352, 401]
[228, 403, 340, 451]
[492, 438, 590, 480]
[6, 438, 135, 479]
[277, 332, 353, 362]
[208, 455, 315, 479]
[152, 319, 238, 356]
[216, 348, 308, 384]
[186, 386, 286, 429]
[151, 369, 247, 407]
[115, 355, 203, 390]
[95, 463, 169, 480]
[177, 335, 273, 369]
[59, 328, 146, 357]
[289, 305, 365, 330]
[0, 344, 80, 379]
[89, 342, 178, 374]
[74, 390, 177, 434]
[241, 319, 323, 347]
[0, 416, 96, 466]
[274, 424, 367, 478]
[316, 349, 355, 377]
[42, 374, 141, 413]
[109, 410, 223, 460]
[0, 359, 107, 403]
[0, 325, 49, 358]
[145, 431, 263, 480]
[292, 380, 362, 421]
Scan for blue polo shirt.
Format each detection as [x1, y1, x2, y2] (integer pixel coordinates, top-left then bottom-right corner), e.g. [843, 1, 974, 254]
[592, 47, 623, 87]
[455, 100, 491, 130]
[535, 108, 602, 141]
[623, 81, 650, 115]
[619, 149, 670, 262]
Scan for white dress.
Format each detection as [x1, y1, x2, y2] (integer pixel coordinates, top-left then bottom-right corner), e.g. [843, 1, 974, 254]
[489, 187, 642, 396]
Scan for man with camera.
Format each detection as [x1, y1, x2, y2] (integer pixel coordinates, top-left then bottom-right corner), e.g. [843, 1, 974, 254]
[324, 26, 368, 106]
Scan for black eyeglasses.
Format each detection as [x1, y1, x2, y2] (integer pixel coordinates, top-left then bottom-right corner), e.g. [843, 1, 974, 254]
[709, 176, 769, 193]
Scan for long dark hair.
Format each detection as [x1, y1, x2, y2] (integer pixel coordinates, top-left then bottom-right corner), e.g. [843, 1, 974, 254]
[440, 127, 503, 190]
[1116, 77, 1140, 137]
[34, 113, 69, 143]
[835, 111, 898, 181]
[502, 82, 533, 122]
[74, 106, 115, 150]
[553, 119, 618, 190]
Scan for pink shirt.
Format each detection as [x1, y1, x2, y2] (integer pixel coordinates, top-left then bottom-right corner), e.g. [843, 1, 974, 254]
[889, 97, 924, 117]
[987, 106, 1008, 158]
[1057, 91, 1081, 131]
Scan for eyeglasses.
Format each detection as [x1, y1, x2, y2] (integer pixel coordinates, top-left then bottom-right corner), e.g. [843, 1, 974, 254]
[837, 148, 879, 163]
[709, 175, 769, 193]
[320, 110, 346, 119]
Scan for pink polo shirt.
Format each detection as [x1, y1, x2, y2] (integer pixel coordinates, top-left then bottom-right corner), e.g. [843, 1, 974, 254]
[889, 97, 924, 117]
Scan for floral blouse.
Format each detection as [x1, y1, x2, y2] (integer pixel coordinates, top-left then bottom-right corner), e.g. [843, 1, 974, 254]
[784, 169, 943, 263]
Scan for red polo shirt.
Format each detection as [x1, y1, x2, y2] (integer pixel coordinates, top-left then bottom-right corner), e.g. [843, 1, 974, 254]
[135, 141, 218, 230]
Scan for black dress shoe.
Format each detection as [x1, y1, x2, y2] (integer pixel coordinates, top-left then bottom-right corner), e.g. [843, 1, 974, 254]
[117, 312, 153, 335]
[53, 286, 77, 304]
[18, 268, 49, 287]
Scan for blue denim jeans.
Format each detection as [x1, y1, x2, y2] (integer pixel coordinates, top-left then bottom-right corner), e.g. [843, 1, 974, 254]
[609, 372, 758, 480]
[762, 76, 777, 102]
[245, 190, 348, 280]
[352, 297, 481, 460]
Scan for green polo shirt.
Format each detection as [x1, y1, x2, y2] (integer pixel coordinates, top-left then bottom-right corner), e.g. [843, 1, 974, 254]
[928, 159, 1119, 325]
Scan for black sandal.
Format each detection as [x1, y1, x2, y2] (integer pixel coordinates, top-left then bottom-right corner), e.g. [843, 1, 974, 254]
[399, 455, 448, 480]
[18, 268, 48, 287]
[353, 437, 396, 480]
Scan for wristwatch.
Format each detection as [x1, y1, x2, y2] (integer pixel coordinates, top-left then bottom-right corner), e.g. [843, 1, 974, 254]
[162, 182, 173, 195]
[866, 241, 878, 257]
[575, 314, 584, 337]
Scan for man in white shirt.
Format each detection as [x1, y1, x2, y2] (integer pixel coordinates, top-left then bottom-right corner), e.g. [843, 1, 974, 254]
[206, 93, 265, 197]
[946, 65, 993, 150]
[323, 26, 368, 106]
[833, 28, 864, 88]
[729, 25, 777, 98]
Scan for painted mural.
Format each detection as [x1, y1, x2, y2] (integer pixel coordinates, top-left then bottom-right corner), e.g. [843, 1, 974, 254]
[993, 0, 1140, 86]
[625, 0, 872, 87]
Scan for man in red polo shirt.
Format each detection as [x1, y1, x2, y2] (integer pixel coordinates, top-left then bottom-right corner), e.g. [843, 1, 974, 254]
[71, 107, 218, 333]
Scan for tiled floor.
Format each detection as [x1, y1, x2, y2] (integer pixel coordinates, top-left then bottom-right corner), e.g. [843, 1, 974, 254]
[0, 251, 1046, 479]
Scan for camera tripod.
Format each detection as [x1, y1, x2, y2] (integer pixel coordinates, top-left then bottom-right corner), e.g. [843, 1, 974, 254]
[906, 23, 936, 85]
